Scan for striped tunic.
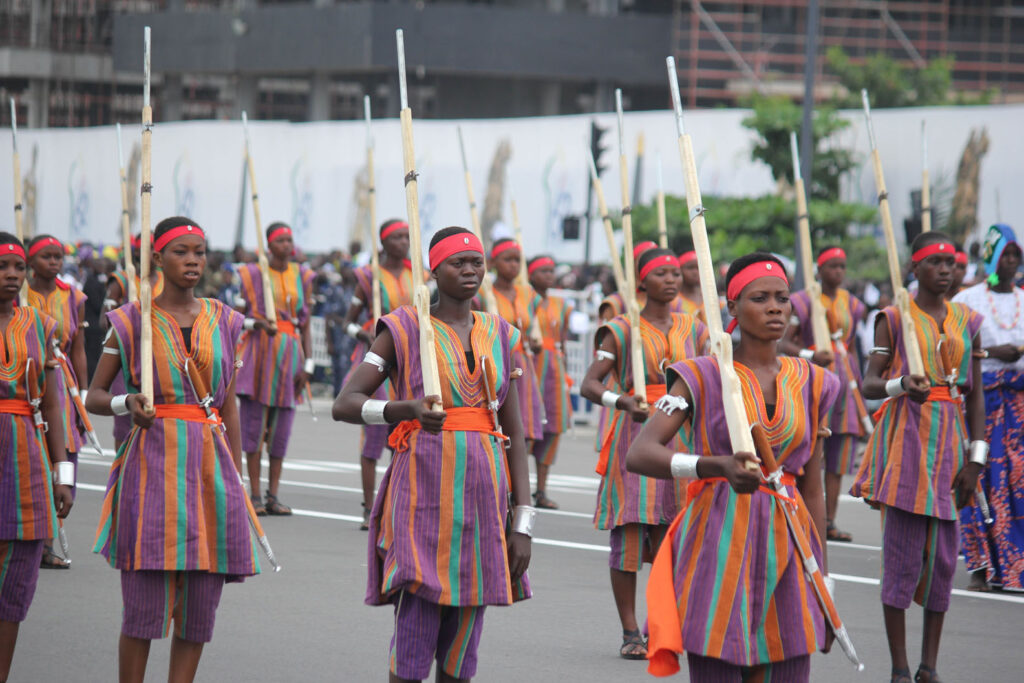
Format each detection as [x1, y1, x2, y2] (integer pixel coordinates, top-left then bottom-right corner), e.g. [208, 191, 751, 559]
[345, 262, 415, 400]
[94, 300, 259, 577]
[652, 356, 839, 668]
[110, 272, 164, 443]
[367, 306, 529, 607]
[234, 262, 314, 408]
[0, 308, 59, 541]
[111, 271, 164, 303]
[790, 288, 867, 437]
[27, 282, 87, 453]
[534, 295, 573, 435]
[850, 300, 982, 520]
[594, 313, 708, 530]
[600, 291, 690, 319]
[493, 284, 544, 441]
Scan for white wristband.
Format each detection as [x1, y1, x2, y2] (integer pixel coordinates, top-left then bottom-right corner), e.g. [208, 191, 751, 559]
[824, 575, 836, 600]
[80, 389, 87, 404]
[670, 453, 700, 479]
[243, 317, 256, 331]
[360, 399, 390, 425]
[798, 348, 815, 360]
[969, 440, 989, 466]
[110, 394, 131, 416]
[346, 323, 362, 339]
[303, 358, 315, 374]
[885, 377, 907, 397]
[512, 505, 536, 537]
[52, 460, 75, 487]
[601, 391, 620, 409]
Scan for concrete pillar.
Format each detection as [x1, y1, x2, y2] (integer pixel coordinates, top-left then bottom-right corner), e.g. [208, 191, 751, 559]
[162, 73, 184, 122]
[539, 82, 561, 116]
[593, 82, 614, 113]
[309, 71, 331, 121]
[26, 79, 49, 128]
[232, 75, 259, 119]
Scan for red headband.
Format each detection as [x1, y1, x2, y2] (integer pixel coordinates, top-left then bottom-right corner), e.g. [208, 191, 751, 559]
[911, 242, 955, 263]
[490, 241, 520, 260]
[130, 234, 142, 250]
[380, 221, 408, 241]
[678, 251, 696, 266]
[955, 251, 968, 265]
[633, 241, 657, 260]
[639, 254, 679, 281]
[153, 224, 206, 252]
[816, 247, 846, 267]
[2, 243, 26, 261]
[429, 232, 484, 271]
[726, 261, 788, 302]
[528, 257, 555, 275]
[28, 237, 62, 259]
[267, 226, 292, 244]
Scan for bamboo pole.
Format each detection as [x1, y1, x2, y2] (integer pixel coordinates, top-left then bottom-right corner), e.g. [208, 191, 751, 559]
[116, 123, 137, 302]
[920, 119, 931, 233]
[364, 95, 382, 323]
[456, 126, 498, 312]
[396, 29, 442, 412]
[9, 98, 26, 305]
[666, 57, 756, 468]
[861, 90, 925, 378]
[509, 189, 544, 349]
[241, 111, 277, 328]
[615, 89, 647, 410]
[791, 132, 832, 353]
[655, 152, 668, 249]
[586, 147, 627, 294]
[138, 27, 155, 408]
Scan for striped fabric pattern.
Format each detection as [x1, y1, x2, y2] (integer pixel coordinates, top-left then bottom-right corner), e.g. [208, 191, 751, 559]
[493, 284, 544, 440]
[93, 299, 259, 577]
[234, 262, 314, 407]
[366, 306, 530, 607]
[600, 291, 691, 319]
[593, 313, 708, 530]
[0, 308, 58, 541]
[658, 356, 839, 667]
[850, 300, 982, 520]
[111, 271, 164, 303]
[790, 288, 867, 437]
[27, 283, 87, 453]
[534, 295, 573, 434]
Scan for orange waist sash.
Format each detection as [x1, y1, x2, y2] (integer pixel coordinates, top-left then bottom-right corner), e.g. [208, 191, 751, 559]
[153, 404, 223, 426]
[0, 399, 33, 416]
[275, 319, 299, 338]
[595, 384, 667, 477]
[685, 470, 797, 508]
[541, 338, 561, 353]
[388, 406, 507, 452]
[871, 384, 960, 422]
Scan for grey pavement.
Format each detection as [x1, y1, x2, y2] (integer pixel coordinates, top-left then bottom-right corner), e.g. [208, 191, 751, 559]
[13, 404, 1024, 682]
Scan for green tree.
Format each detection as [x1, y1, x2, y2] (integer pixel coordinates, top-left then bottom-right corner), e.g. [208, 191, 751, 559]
[825, 46, 956, 108]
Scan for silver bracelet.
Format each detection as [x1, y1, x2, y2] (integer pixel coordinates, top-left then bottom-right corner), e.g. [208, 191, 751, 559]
[350, 295, 363, 307]
[52, 460, 75, 487]
[303, 358, 315, 374]
[363, 351, 390, 373]
[600, 390, 620, 409]
[670, 453, 700, 479]
[595, 349, 616, 362]
[110, 394, 131, 416]
[798, 348, 815, 360]
[360, 399, 390, 425]
[233, 295, 247, 309]
[969, 440, 989, 466]
[243, 317, 256, 331]
[869, 346, 892, 356]
[654, 394, 689, 416]
[512, 505, 536, 537]
[885, 377, 907, 397]
[346, 323, 363, 339]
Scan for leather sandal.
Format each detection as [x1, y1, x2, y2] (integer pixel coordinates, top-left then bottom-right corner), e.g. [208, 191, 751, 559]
[915, 665, 943, 683]
[40, 544, 71, 570]
[890, 668, 912, 683]
[360, 502, 370, 531]
[619, 629, 647, 660]
[826, 519, 853, 542]
[533, 490, 559, 510]
[251, 494, 267, 517]
[264, 490, 292, 516]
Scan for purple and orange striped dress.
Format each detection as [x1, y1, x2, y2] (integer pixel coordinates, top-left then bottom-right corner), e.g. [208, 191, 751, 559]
[367, 306, 530, 607]
[0, 308, 59, 542]
[850, 300, 982, 520]
[648, 356, 839, 671]
[27, 281, 87, 454]
[600, 291, 691, 319]
[594, 313, 708, 530]
[110, 272, 163, 444]
[93, 300, 259, 577]
[234, 262, 314, 408]
[493, 284, 544, 441]
[534, 295, 573, 435]
[110, 271, 164, 304]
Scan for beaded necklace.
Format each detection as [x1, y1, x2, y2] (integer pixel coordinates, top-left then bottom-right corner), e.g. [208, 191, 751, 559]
[985, 285, 1022, 331]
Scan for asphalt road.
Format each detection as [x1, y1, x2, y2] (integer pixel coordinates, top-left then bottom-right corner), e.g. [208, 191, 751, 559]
[13, 404, 1024, 682]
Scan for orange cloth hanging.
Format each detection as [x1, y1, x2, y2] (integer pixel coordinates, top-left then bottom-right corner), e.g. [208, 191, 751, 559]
[595, 384, 667, 476]
[388, 407, 508, 452]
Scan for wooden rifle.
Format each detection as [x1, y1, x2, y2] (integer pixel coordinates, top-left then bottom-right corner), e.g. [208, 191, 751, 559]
[456, 126, 498, 313]
[921, 120, 931, 233]
[9, 97, 27, 304]
[586, 146, 627, 294]
[138, 26, 155, 410]
[241, 112, 277, 331]
[116, 123, 138, 302]
[364, 95, 382, 323]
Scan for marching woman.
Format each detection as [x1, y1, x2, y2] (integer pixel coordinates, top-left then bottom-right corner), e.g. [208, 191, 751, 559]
[0, 233, 73, 683]
[87, 217, 260, 683]
[598, 241, 658, 322]
[953, 224, 1024, 592]
[527, 255, 574, 509]
[490, 238, 545, 451]
[26, 234, 88, 569]
[333, 226, 532, 683]
[234, 221, 314, 515]
[340, 219, 413, 529]
[580, 247, 707, 661]
[627, 252, 839, 681]
[675, 251, 703, 317]
[781, 245, 868, 543]
[850, 231, 984, 683]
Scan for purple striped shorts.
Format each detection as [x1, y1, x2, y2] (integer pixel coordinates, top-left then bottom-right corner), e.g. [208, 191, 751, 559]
[389, 590, 486, 681]
[0, 539, 44, 622]
[687, 652, 810, 682]
[609, 523, 663, 572]
[120, 570, 225, 643]
[239, 396, 296, 458]
[880, 505, 959, 612]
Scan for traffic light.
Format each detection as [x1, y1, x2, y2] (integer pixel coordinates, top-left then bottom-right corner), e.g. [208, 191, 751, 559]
[590, 120, 609, 178]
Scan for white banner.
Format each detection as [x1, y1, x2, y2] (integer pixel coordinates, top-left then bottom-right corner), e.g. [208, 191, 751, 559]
[2, 104, 1021, 261]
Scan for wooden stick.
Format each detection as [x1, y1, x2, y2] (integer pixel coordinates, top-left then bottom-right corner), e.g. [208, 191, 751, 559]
[9, 97, 27, 305]
[920, 119, 931, 233]
[586, 147, 627, 294]
[241, 111, 277, 327]
[615, 89, 647, 410]
[397, 29, 442, 412]
[656, 152, 668, 249]
[791, 132, 831, 353]
[861, 90, 925, 378]
[138, 26, 155, 408]
[666, 57, 757, 469]
[364, 95, 382, 323]
[116, 123, 137, 302]
[510, 194, 528, 287]
[456, 126, 498, 312]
